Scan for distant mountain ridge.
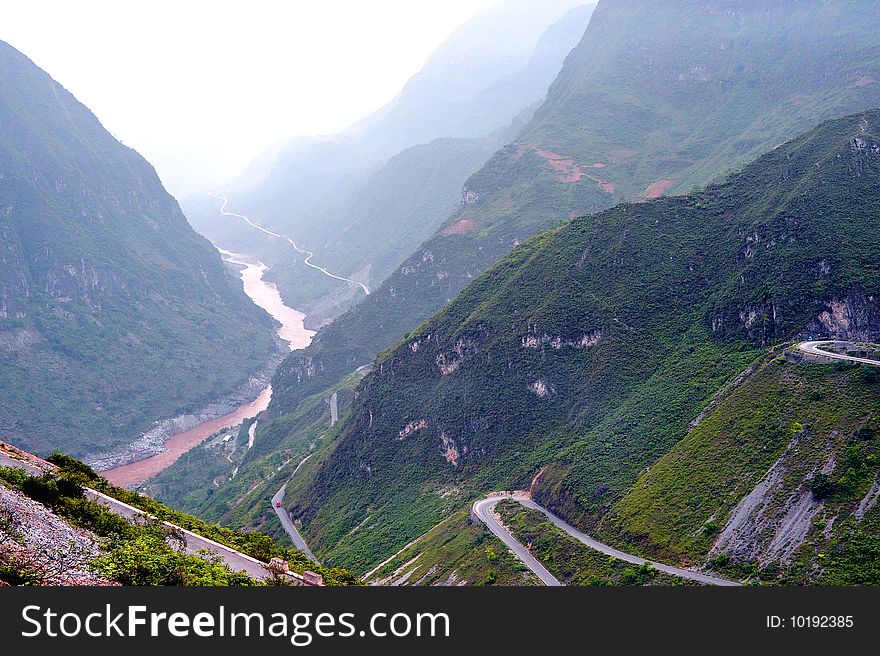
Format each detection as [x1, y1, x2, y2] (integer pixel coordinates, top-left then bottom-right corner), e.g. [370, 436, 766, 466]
[268, 0, 880, 438]
[185, 2, 596, 323]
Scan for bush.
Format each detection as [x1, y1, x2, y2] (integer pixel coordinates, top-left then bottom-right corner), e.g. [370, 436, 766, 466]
[47, 452, 100, 481]
[92, 527, 260, 586]
[809, 473, 835, 500]
[707, 553, 730, 569]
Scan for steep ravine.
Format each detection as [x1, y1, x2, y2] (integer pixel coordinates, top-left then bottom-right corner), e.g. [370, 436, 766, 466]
[97, 249, 315, 486]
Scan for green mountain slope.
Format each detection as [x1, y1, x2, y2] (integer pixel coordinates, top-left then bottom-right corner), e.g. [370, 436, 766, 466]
[0, 40, 277, 457]
[604, 356, 880, 584]
[270, 0, 880, 436]
[286, 108, 880, 573]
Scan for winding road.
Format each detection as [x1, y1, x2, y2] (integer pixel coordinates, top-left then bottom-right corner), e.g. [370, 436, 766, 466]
[271, 454, 319, 563]
[470, 342, 880, 586]
[473, 493, 740, 587]
[473, 495, 560, 586]
[797, 340, 880, 367]
[215, 195, 370, 297]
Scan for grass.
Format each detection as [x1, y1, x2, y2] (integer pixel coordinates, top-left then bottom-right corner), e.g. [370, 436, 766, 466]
[364, 510, 536, 586]
[605, 358, 880, 583]
[494, 500, 698, 586]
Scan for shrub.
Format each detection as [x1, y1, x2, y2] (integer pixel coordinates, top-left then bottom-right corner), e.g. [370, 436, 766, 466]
[809, 473, 835, 500]
[707, 553, 730, 569]
[701, 520, 719, 537]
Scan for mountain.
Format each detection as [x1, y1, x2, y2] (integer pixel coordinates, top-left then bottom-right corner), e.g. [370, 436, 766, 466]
[185, 2, 596, 322]
[0, 40, 278, 458]
[266, 0, 880, 461]
[283, 108, 880, 578]
[603, 346, 880, 584]
[341, 0, 595, 153]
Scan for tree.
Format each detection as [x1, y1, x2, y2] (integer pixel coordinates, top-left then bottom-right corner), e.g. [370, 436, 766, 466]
[810, 473, 835, 500]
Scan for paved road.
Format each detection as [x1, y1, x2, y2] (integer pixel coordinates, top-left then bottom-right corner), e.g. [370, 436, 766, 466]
[0, 450, 46, 476]
[797, 340, 880, 367]
[215, 195, 371, 296]
[86, 488, 272, 579]
[272, 455, 319, 563]
[1, 448, 272, 579]
[472, 496, 560, 586]
[473, 493, 740, 587]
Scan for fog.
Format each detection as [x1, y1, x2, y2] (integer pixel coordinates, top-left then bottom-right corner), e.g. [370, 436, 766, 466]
[0, 0, 501, 197]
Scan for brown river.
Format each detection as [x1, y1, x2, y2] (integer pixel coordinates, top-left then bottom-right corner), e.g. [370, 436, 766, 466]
[103, 249, 315, 487]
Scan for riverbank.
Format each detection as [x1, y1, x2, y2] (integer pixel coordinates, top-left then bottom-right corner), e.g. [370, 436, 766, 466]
[86, 353, 283, 474]
[94, 249, 315, 486]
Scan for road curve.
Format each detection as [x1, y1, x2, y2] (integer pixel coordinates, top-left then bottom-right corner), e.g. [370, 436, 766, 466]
[272, 455, 319, 563]
[214, 195, 371, 296]
[796, 340, 880, 367]
[473, 496, 561, 586]
[473, 493, 740, 587]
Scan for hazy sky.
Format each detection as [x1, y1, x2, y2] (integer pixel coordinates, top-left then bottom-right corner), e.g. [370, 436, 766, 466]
[0, 0, 499, 197]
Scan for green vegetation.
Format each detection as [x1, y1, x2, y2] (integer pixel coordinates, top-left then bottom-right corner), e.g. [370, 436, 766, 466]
[818, 342, 880, 362]
[0, 453, 360, 586]
[285, 109, 880, 574]
[261, 0, 880, 468]
[0, 40, 278, 458]
[818, 506, 880, 585]
[606, 358, 880, 583]
[0, 464, 257, 586]
[53, 455, 359, 585]
[138, 420, 256, 518]
[364, 511, 536, 586]
[145, 370, 365, 551]
[92, 529, 259, 587]
[495, 500, 694, 586]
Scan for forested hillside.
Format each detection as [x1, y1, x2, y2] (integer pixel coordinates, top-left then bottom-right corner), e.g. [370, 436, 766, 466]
[288, 109, 880, 574]
[270, 0, 880, 432]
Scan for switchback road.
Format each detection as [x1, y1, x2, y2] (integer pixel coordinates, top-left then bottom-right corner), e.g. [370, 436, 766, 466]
[472, 495, 560, 586]
[473, 493, 740, 587]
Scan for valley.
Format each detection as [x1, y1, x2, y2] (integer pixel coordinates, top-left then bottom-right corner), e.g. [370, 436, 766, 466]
[214, 196, 371, 298]
[4, 0, 880, 591]
[103, 201, 318, 487]
[102, 388, 272, 487]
